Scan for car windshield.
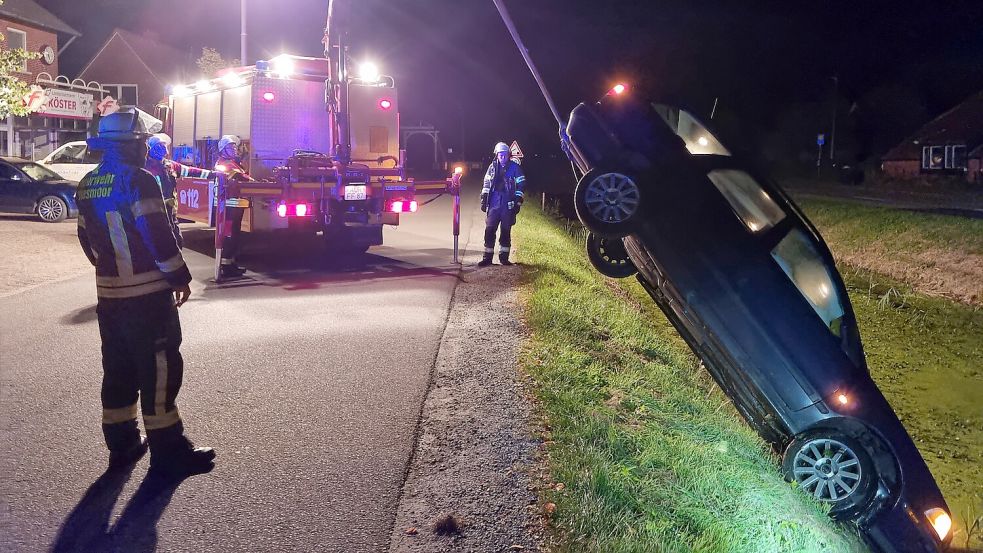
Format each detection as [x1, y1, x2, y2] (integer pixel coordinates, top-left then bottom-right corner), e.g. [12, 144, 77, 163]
[651, 104, 731, 156]
[16, 162, 64, 181]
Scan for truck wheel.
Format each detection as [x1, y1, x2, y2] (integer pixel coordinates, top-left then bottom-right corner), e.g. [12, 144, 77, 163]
[585, 232, 637, 278]
[574, 168, 641, 237]
[782, 433, 877, 520]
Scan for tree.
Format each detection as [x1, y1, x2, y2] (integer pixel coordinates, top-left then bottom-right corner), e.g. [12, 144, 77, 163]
[196, 47, 240, 78]
[0, 0, 41, 119]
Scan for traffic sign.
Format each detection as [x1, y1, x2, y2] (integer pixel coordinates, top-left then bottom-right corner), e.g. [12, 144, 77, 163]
[817, 133, 825, 146]
[509, 140, 523, 159]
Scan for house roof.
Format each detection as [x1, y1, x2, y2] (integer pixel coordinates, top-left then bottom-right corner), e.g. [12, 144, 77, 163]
[78, 28, 193, 86]
[883, 90, 983, 161]
[0, 0, 79, 36]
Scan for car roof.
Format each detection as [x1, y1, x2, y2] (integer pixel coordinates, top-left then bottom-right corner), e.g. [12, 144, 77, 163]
[0, 156, 33, 164]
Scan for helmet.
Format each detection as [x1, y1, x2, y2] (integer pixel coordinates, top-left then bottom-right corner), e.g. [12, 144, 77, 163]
[493, 142, 510, 154]
[218, 135, 241, 153]
[147, 133, 172, 148]
[98, 108, 162, 141]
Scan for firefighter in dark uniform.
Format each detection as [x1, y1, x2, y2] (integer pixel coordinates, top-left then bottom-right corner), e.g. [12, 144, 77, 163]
[479, 141, 526, 266]
[145, 133, 213, 249]
[77, 109, 215, 477]
[214, 135, 252, 278]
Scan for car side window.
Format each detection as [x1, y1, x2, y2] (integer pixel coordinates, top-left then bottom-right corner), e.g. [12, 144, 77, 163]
[83, 147, 103, 164]
[707, 169, 786, 233]
[770, 228, 847, 338]
[51, 144, 86, 163]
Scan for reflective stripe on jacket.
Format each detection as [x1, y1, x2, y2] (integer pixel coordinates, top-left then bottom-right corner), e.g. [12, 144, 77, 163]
[77, 153, 191, 299]
[481, 160, 526, 211]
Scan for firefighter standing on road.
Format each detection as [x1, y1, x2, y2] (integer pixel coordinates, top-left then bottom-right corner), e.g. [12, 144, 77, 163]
[145, 133, 213, 249]
[77, 109, 215, 478]
[214, 135, 251, 278]
[479, 141, 526, 266]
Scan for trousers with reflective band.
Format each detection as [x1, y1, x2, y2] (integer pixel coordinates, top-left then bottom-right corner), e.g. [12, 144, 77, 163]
[97, 290, 184, 433]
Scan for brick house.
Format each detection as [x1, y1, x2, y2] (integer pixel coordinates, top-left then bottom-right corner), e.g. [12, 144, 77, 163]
[0, 0, 83, 157]
[882, 90, 983, 184]
[77, 28, 195, 114]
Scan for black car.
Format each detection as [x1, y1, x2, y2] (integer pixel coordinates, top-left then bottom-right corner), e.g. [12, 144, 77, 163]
[563, 89, 952, 552]
[0, 157, 79, 222]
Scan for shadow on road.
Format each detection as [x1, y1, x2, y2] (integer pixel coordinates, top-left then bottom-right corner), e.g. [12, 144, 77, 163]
[60, 304, 97, 326]
[50, 469, 188, 553]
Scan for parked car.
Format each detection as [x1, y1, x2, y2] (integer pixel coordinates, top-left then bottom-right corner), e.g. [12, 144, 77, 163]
[38, 140, 101, 183]
[563, 89, 952, 552]
[0, 157, 79, 222]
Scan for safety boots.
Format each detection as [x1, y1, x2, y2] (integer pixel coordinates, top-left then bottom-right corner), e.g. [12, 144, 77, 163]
[104, 420, 149, 471]
[148, 427, 216, 479]
[499, 252, 513, 266]
[478, 253, 494, 267]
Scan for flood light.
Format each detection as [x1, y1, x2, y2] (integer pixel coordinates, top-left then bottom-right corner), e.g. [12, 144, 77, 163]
[171, 85, 191, 98]
[611, 83, 627, 95]
[222, 72, 243, 88]
[195, 80, 213, 92]
[454, 166, 464, 174]
[271, 55, 294, 78]
[359, 61, 380, 82]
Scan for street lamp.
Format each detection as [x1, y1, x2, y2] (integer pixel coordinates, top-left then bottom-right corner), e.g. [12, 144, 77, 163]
[241, 0, 247, 64]
[829, 76, 838, 164]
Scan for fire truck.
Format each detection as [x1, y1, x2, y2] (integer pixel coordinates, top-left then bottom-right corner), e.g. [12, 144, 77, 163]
[159, 2, 460, 278]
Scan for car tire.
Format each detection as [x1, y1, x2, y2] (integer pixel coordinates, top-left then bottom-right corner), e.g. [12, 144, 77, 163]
[782, 433, 877, 520]
[585, 232, 637, 278]
[574, 168, 641, 237]
[37, 195, 68, 222]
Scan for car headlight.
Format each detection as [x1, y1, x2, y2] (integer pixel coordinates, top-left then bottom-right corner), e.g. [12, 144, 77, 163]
[925, 507, 951, 541]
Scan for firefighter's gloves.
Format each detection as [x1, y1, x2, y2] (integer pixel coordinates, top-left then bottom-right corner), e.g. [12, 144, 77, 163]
[173, 285, 191, 308]
[480, 192, 489, 213]
[507, 201, 515, 212]
[512, 194, 523, 215]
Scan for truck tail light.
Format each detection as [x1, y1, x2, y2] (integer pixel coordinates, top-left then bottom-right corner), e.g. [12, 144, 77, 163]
[277, 202, 288, 218]
[389, 200, 416, 213]
[379, 99, 392, 110]
[295, 203, 308, 217]
[276, 202, 312, 218]
[262, 91, 276, 102]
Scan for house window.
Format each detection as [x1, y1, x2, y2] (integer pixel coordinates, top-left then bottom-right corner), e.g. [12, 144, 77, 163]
[103, 84, 139, 107]
[922, 145, 967, 170]
[5, 28, 28, 72]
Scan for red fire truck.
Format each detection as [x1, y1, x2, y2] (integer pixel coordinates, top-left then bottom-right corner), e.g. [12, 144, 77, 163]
[159, 3, 459, 279]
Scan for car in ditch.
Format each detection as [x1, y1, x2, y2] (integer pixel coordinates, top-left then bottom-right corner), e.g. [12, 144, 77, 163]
[563, 87, 953, 552]
[0, 157, 78, 222]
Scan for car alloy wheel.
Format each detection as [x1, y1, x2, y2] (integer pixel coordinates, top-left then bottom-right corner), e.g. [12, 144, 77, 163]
[585, 232, 637, 278]
[574, 168, 641, 237]
[37, 195, 68, 222]
[783, 433, 877, 519]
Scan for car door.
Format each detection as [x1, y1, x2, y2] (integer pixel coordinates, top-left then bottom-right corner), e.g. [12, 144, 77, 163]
[42, 143, 91, 182]
[0, 163, 34, 213]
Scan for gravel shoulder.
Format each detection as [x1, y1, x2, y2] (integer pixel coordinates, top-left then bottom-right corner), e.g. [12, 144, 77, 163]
[388, 209, 545, 552]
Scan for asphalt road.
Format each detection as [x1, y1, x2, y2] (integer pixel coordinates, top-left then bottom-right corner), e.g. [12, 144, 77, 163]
[0, 182, 479, 552]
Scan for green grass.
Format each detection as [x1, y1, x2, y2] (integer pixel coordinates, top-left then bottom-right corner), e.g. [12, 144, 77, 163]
[796, 197, 983, 257]
[514, 207, 866, 552]
[796, 198, 983, 549]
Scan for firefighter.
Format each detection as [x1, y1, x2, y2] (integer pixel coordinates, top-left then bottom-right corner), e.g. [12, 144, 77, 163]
[145, 133, 213, 249]
[479, 141, 526, 266]
[77, 109, 215, 478]
[214, 134, 251, 278]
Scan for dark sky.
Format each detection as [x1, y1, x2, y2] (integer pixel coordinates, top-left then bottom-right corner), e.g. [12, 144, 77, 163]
[38, 0, 983, 162]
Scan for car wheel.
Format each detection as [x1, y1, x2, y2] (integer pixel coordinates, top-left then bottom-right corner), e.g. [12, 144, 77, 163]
[585, 232, 637, 278]
[574, 168, 641, 237]
[782, 433, 877, 520]
[37, 195, 68, 222]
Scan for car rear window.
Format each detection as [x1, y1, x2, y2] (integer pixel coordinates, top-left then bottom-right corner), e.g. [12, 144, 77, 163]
[770, 228, 847, 337]
[707, 169, 786, 233]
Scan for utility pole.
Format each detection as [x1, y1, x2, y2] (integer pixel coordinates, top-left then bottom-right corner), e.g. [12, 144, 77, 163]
[829, 76, 838, 164]
[241, 0, 247, 64]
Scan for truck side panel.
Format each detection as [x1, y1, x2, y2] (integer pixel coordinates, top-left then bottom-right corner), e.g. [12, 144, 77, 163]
[250, 75, 332, 180]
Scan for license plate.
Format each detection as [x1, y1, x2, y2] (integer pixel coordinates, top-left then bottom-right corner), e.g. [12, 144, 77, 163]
[344, 185, 367, 200]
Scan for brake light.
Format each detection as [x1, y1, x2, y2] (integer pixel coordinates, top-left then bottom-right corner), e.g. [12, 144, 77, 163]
[295, 203, 308, 217]
[277, 202, 287, 218]
[379, 99, 392, 110]
[262, 91, 276, 102]
[390, 200, 403, 212]
[409, 200, 418, 212]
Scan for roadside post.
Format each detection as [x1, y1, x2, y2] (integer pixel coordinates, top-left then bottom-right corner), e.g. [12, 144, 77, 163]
[451, 166, 463, 264]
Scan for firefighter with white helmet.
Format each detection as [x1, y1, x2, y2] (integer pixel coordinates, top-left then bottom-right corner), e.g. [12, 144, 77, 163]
[77, 108, 215, 477]
[479, 141, 526, 266]
[213, 134, 252, 278]
[145, 133, 213, 248]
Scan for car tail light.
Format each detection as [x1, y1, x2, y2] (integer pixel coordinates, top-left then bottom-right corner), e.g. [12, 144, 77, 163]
[925, 508, 951, 541]
[277, 202, 288, 218]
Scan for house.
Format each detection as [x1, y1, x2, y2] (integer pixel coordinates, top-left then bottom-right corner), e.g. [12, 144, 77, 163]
[0, 0, 83, 158]
[77, 28, 195, 114]
[882, 90, 983, 183]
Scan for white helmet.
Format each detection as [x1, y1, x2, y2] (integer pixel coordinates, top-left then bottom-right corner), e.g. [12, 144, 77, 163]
[493, 142, 510, 154]
[218, 134, 241, 153]
[147, 133, 171, 148]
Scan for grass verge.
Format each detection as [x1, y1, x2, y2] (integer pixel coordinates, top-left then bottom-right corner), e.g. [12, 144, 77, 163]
[513, 206, 866, 552]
